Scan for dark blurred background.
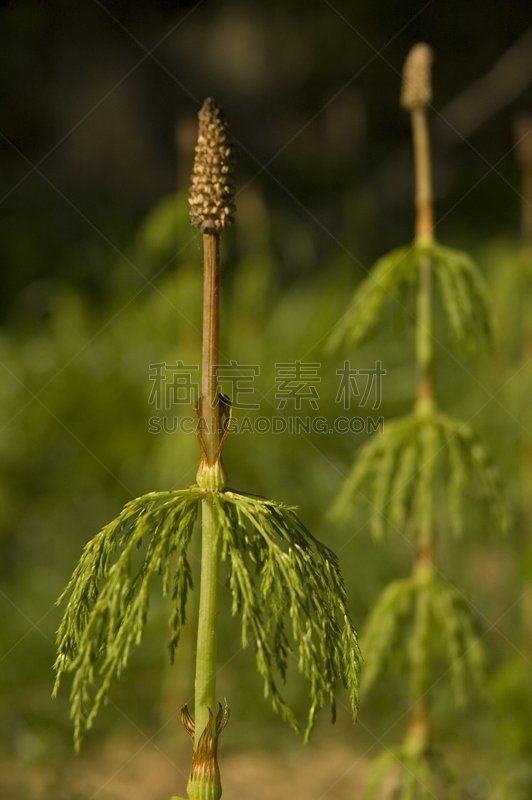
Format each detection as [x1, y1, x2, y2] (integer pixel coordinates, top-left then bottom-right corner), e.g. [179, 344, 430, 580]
[2, 1, 532, 798]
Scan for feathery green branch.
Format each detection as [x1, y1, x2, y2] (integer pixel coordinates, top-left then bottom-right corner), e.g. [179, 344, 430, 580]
[333, 411, 510, 541]
[53, 489, 199, 750]
[329, 242, 495, 355]
[366, 746, 460, 800]
[216, 490, 361, 740]
[361, 572, 484, 705]
[54, 487, 361, 750]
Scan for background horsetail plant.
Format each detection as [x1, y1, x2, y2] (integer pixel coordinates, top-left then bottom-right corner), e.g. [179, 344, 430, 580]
[330, 45, 510, 798]
[53, 98, 361, 800]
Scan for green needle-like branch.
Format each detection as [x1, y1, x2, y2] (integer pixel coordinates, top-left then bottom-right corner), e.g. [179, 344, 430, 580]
[53, 486, 361, 754]
[53, 489, 200, 751]
[333, 412, 509, 541]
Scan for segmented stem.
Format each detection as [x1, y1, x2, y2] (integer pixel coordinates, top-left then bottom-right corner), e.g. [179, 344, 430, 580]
[408, 543, 434, 750]
[411, 107, 434, 245]
[202, 233, 221, 464]
[411, 104, 435, 417]
[410, 65, 435, 754]
[416, 250, 434, 416]
[195, 231, 223, 745]
[195, 498, 222, 746]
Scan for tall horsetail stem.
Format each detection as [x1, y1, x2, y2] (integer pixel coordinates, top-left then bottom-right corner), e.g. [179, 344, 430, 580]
[402, 41, 434, 753]
[188, 98, 234, 794]
[54, 94, 361, 800]
[331, 40, 507, 797]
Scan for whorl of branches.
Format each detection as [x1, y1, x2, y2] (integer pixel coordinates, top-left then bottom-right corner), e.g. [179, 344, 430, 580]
[333, 412, 510, 542]
[366, 746, 460, 800]
[54, 487, 361, 749]
[328, 242, 495, 354]
[361, 572, 484, 705]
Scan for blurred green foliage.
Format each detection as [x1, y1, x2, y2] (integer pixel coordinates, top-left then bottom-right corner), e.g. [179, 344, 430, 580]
[1, 1, 532, 796]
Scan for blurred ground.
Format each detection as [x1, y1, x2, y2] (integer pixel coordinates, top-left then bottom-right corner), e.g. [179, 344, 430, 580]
[2, 740, 370, 800]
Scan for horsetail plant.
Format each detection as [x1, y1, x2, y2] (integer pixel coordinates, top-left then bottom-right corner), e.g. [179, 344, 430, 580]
[53, 98, 361, 800]
[330, 45, 510, 797]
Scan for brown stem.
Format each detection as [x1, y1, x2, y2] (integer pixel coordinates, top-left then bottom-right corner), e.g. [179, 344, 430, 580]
[411, 107, 434, 243]
[201, 233, 221, 464]
[411, 106, 435, 415]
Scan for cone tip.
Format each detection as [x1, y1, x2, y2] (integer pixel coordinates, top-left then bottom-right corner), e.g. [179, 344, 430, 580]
[400, 43, 433, 111]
